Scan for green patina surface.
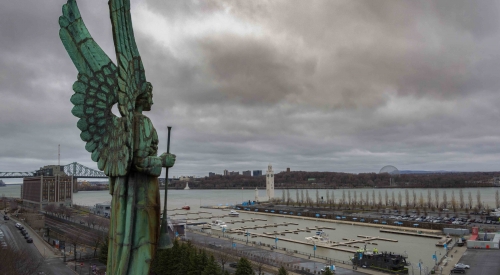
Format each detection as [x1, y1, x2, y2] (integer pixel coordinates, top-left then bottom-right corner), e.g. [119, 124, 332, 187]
[58, 0, 175, 274]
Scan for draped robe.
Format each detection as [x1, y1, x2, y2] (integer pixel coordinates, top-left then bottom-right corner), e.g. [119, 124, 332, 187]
[107, 112, 162, 275]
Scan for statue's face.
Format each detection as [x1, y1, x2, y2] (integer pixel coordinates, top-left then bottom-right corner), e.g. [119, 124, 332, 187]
[136, 91, 153, 111]
[142, 92, 153, 111]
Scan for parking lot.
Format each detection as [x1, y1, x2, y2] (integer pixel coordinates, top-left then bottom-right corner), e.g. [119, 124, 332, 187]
[456, 249, 500, 275]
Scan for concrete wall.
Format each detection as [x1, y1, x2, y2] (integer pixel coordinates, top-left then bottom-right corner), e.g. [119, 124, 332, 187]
[443, 228, 470, 236]
[467, 233, 500, 249]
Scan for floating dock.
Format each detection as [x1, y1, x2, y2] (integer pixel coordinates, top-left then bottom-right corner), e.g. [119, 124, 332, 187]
[379, 229, 443, 239]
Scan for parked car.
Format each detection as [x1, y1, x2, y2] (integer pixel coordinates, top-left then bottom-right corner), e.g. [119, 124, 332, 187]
[450, 268, 466, 274]
[454, 263, 470, 269]
[15, 223, 21, 228]
[3, 215, 9, 220]
[26, 238, 33, 243]
[229, 263, 238, 268]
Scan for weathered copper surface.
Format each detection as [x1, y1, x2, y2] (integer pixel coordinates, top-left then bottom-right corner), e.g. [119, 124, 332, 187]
[58, 0, 175, 274]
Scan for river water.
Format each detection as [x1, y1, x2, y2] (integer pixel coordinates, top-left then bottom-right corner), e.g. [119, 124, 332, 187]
[3, 185, 495, 269]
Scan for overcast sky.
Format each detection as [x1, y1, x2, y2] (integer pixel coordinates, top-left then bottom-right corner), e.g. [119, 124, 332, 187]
[2, 0, 500, 181]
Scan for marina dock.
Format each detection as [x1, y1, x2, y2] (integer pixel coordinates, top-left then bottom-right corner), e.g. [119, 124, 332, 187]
[379, 229, 443, 239]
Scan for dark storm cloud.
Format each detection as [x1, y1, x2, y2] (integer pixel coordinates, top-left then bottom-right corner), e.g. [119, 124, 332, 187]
[3, 0, 500, 181]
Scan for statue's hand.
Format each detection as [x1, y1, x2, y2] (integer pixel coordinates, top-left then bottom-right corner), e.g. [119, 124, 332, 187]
[160, 153, 176, 168]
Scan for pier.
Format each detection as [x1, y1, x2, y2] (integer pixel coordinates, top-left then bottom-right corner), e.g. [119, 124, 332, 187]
[379, 229, 443, 239]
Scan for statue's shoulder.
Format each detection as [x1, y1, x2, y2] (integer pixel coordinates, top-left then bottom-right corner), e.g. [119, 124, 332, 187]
[134, 113, 156, 136]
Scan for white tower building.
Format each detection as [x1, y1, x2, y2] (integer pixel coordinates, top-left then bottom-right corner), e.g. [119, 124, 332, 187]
[266, 164, 274, 200]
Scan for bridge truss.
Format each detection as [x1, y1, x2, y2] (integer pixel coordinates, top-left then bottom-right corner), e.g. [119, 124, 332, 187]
[0, 162, 107, 179]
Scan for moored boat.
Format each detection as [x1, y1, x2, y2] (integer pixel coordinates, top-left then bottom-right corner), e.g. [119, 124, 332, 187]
[351, 246, 409, 274]
[305, 230, 332, 245]
[182, 205, 190, 210]
[228, 210, 239, 217]
[211, 220, 228, 230]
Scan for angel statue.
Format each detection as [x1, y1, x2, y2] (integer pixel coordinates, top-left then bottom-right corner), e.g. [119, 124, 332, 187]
[58, 0, 175, 274]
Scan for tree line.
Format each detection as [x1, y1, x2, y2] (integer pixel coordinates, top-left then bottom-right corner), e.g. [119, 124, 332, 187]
[169, 171, 500, 189]
[278, 188, 500, 214]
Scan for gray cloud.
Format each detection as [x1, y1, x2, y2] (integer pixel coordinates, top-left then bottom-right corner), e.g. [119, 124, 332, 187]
[2, 0, 500, 183]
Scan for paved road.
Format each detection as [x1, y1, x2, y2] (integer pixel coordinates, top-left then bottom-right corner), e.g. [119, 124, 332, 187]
[187, 231, 364, 275]
[1, 216, 74, 275]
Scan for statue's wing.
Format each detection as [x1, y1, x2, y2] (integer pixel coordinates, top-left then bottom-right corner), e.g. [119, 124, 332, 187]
[59, 0, 130, 176]
[110, 0, 148, 119]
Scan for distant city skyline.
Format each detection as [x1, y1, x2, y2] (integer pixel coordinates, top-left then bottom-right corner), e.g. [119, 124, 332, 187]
[3, 1, 500, 181]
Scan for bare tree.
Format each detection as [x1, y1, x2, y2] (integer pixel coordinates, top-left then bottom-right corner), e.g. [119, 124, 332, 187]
[330, 190, 335, 209]
[442, 192, 448, 209]
[384, 190, 389, 207]
[427, 190, 432, 209]
[9, 200, 18, 212]
[419, 193, 425, 208]
[296, 190, 300, 206]
[342, 190, 346, 207]
[412, 190, 417, 208]
[215, 247, 234, 274]
[316, 189, 320, 207]
[496, 190, 500, 209]
[348, 190, 352, 206]
[365, 191, 369, 207]
[459, 189, 465, 209]
[84, 215, 98, 228]
[90, 230, 106, 257]
[0, 244, 43, 275]
[64, 207, 73, 220]
[282, 190, 285, 203]
[404, 189, 409, 208]
[476, 190, 482, 210]
[306, 190, 312, 207]
[391, 192, 396, 207]
[353, 191, 357, 207]
[451, 191, 457, 212]
[372, 190, 376, 207]
[300, 190, 304, 205]
[326, 190, 330, 208]
[468, 191, 473, 210]
[98, 217, 110, 231]
[44, 204, 56, 215]
[286, 189, 291, 205]
[378, 191, 383, 207]
[434, 189, 440, 209]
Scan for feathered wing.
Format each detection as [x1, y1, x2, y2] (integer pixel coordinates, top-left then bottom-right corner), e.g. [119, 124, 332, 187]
[110, 0, 149, 123]
[59, 0, 131, 176]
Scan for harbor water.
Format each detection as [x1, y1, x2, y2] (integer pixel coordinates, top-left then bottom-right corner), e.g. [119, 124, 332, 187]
[1, 185, 490, 269]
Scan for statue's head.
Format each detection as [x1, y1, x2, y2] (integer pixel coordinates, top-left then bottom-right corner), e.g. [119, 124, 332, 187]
[136, 82, 153, 112]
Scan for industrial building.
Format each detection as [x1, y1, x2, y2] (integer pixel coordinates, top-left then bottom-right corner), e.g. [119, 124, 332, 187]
[22, 175, 75, 210]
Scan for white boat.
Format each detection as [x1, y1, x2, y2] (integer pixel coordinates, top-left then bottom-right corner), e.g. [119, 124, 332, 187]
[305, 230, 332, 245]
[228, 210, 240, 217]
[211, 220, 228, 230]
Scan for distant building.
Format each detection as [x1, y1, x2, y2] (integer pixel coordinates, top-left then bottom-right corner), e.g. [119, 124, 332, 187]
[253, 170, 262, 177]
[266, 164, 275, 200]
[242, 170, 251, 176]
[22, 175, 75, 210]
[223, 169, 228, 176]
[34, 165, 66, 177]
[229, 171, 240, 176]
[34, 165, 78, 193]
[286, 167, 290, 172]
[209, 172, 216, 177]
[93, 202, 111, 218]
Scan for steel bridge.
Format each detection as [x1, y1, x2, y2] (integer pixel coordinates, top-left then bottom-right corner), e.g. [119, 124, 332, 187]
[0, 162, 107, 179]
